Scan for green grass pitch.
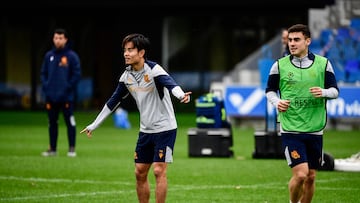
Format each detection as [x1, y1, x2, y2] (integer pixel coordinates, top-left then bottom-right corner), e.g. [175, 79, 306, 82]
[0, 110, 359, 202]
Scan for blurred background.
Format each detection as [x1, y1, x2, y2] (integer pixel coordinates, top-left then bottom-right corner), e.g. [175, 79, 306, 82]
[1, 0, 359, 119]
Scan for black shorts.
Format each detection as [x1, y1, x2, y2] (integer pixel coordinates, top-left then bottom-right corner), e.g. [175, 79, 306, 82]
[134, 129, 177, 163]
[282, 133, 323, 169]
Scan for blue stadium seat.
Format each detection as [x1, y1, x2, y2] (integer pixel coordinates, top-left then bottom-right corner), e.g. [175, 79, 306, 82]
[310, 38, 323, 55]
[344, 59, 360, 83]
[258, 45, 275, 89]
[76, 78, 93, 103]
[326, 43, 342, 62]
[350, 18, 360, 31]
[336, 27, 351, 43]
[258, 58, 275, 89]
[341, 40, 358, 61]
[333, 64, 346, 83]
[319, 28, 334, 47]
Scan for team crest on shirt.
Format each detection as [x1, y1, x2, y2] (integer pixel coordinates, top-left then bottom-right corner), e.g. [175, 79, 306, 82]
[291, 150, 300, 159]
[59, 56, 68, 67]
[46, 103, 51, 110]
[144, 74, 150, 83]
[158, 149, 164, 159]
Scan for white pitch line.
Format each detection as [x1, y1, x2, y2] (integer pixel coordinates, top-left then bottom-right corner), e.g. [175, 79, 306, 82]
[0, 190, 135, 201]
[0, 175, 359, 201]
[0, 175, 133, 185]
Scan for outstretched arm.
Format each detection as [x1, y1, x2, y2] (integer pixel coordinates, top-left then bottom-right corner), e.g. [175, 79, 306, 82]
[80, 82, 128, 138]
[80, 104, 112, 138]
[171, 86, 192, 103]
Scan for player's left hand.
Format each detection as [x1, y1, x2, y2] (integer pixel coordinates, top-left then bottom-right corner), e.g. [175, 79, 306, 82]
[181, 92, 192, 103]
[309, 87, 323, 98]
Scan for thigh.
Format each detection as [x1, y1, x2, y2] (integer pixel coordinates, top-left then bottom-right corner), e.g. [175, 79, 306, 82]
[282, 133, 308, 168]
[305, 135, 323, 169]
[135, 132, 154, 164]
[62, 102, 75, 125]
[135, 129, 177, 163]
[62, 102, 74, 118]
[46, 102, 60, 121]
[153, 129, 177, 163]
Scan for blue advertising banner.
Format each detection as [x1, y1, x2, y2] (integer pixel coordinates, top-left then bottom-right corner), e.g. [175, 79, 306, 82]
[224, 86, 360, 118]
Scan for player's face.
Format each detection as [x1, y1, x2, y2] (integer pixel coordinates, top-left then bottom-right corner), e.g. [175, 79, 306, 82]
[123, 42, 144, 67]
[288, 32, 311, 58]
[53, 34, 67, 49]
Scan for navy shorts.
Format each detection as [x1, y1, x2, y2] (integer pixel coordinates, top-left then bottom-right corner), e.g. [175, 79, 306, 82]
[281, 133, 323, 169]
[134, 129, 177, 164]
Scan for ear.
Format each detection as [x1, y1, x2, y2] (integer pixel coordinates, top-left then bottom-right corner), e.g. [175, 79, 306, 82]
[306, 38, 311, 46]
[139, 49, 145, 57]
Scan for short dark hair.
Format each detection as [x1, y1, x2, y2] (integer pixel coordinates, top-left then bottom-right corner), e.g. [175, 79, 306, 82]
[54, 28, 68, 39]
[122, 33, 150, 58]
[288, 24, 311, 39]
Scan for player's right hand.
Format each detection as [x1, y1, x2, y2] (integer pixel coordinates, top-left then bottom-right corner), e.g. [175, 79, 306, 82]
[277, 100, 290, 112]
[80, 127, 92, 138]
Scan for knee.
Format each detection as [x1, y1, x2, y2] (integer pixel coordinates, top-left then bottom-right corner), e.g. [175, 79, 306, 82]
[135, 168, 148, 181]
[305, 171, 316, 184]
[153, 165, 166, 179]
[294, 171, 308, 183]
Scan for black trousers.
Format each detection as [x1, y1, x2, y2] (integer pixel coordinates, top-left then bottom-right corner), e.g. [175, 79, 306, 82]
[46, 101, 76, 151]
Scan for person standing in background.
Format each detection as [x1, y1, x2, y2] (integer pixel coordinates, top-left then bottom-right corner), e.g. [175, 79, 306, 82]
[40, 28, 82, 157]
[281, 28, 290, 57]
[265, 24, 339, 203]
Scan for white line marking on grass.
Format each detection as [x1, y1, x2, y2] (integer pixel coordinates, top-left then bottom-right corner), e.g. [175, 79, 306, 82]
[0, 175, 133, 185]
[318, 187, 360, 191]
[0, 190, 135, 201]
[170, 182, 287, 191]
[1, 175, 359, 201]
[316, 177, 359, 183]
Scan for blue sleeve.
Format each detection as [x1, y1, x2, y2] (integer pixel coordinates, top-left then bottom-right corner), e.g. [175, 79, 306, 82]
[106, 82, 129, 110]
[265, 74, 279, 93]
[154, 75, 178, 91]
[325, 71, 339, 91]
[154, 75, 179, 100]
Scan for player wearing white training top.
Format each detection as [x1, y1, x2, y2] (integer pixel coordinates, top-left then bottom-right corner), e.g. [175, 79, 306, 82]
[81, 33, 192, 203]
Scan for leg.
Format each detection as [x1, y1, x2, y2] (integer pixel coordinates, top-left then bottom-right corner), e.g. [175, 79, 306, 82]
[47, 102, 60, 151]
[153, 162, 168, 203]
[299, 134, 322, 203]
[289, 163, 309, 203]
[135, 163, 151, 203]
[63, 102, 76, 152]
[301, 169, 316, 203]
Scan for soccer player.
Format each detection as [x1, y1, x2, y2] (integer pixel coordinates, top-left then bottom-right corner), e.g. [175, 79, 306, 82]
[40, 28, 82, 157]
[265, 24, 339, 203]
[80, 33, 192, 203]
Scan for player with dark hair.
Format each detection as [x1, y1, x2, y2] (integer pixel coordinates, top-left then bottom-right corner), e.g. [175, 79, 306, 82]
[40, 28, 81, 157]
[265, 24, 339, 203]
[81, 33, 192, 203]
